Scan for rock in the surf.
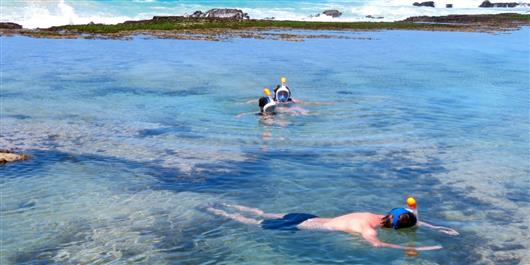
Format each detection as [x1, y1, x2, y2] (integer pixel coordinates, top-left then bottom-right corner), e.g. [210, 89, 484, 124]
[322, 9, 343, 18]
[413, 1, 435, 7]
[0, 150, 30, 164]
[479, 1, 519, 7]
[189, 9, 249, 19]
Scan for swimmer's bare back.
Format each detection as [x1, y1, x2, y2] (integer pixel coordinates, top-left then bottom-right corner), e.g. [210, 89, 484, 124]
[298, 213, 442, 251]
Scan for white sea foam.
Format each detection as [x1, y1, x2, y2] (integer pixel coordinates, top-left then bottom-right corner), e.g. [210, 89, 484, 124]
[1, 0, 529, 28]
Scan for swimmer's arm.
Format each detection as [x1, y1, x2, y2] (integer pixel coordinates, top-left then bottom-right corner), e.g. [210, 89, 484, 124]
[360, 230, 442, 251]
[245, 99, 258, 104]
[418, 221, 459, 236]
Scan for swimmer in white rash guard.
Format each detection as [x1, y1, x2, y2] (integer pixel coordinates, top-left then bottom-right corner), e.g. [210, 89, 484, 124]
[207, 204, 459, 251]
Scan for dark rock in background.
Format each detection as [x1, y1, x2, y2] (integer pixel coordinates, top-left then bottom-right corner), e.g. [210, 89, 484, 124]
[413, 1, 435, 7]
[0, 22, 23, 29]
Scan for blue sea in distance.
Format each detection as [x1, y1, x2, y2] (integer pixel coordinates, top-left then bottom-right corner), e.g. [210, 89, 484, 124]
[2, 0, 530, 28]
[1, 28, 529, 264]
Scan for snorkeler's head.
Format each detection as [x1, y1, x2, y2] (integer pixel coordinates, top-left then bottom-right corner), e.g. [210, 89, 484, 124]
[280, 76, 287, 84]
[381, 208, 417, 229]
[276, 90, 289, 102]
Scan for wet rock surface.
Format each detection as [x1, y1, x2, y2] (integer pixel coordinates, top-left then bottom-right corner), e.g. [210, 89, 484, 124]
[0, 150, 30, 164]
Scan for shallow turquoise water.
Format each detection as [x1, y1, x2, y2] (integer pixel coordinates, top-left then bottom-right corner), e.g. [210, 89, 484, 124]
[1, 28, 529, 264]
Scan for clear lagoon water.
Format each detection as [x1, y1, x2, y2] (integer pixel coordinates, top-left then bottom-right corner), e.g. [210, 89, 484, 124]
[1, 28, 529, 264]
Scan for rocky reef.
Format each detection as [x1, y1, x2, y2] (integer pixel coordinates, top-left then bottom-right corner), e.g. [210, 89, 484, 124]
[1, 13, 529, 41]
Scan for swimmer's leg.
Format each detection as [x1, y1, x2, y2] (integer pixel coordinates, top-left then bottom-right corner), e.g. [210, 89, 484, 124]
[206, 207, 261, 225]
[222, 203, 284, 219]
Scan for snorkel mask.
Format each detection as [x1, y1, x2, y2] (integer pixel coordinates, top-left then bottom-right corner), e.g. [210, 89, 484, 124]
[276, 91, 289, 102]
[389, 207, 416, 229]
[275, 85, 290, 103]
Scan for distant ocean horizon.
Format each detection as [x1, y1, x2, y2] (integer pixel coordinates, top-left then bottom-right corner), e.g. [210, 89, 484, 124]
[2, 0, 530, 28]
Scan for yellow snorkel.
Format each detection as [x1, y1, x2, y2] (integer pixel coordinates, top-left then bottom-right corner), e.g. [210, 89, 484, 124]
[263, 88, 271, 96]
[407, 197, 417, 210]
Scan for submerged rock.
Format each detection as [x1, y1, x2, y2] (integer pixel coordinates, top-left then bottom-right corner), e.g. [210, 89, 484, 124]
[479, 1, 519, 7]
[322, 9, 342, 18]
[0, 150, 29, 164]
[413, 1, 435, 7]
[0, 22, 22, 29]
[189, 8, 249, 19]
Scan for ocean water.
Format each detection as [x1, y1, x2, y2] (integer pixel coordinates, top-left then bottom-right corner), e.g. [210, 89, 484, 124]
[1, 28, 529, 264]
[2, 0, 530, 28]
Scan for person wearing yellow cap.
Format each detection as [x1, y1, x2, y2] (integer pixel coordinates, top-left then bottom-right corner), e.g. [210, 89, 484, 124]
[273, 76, 293, 103]
[258, 88, 276, 114]
[206, 198, 459, 251]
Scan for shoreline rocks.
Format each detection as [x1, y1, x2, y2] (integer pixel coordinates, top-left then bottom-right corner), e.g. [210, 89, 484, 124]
[0, 150, 30, 164]
[413, 1, 435, 7]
